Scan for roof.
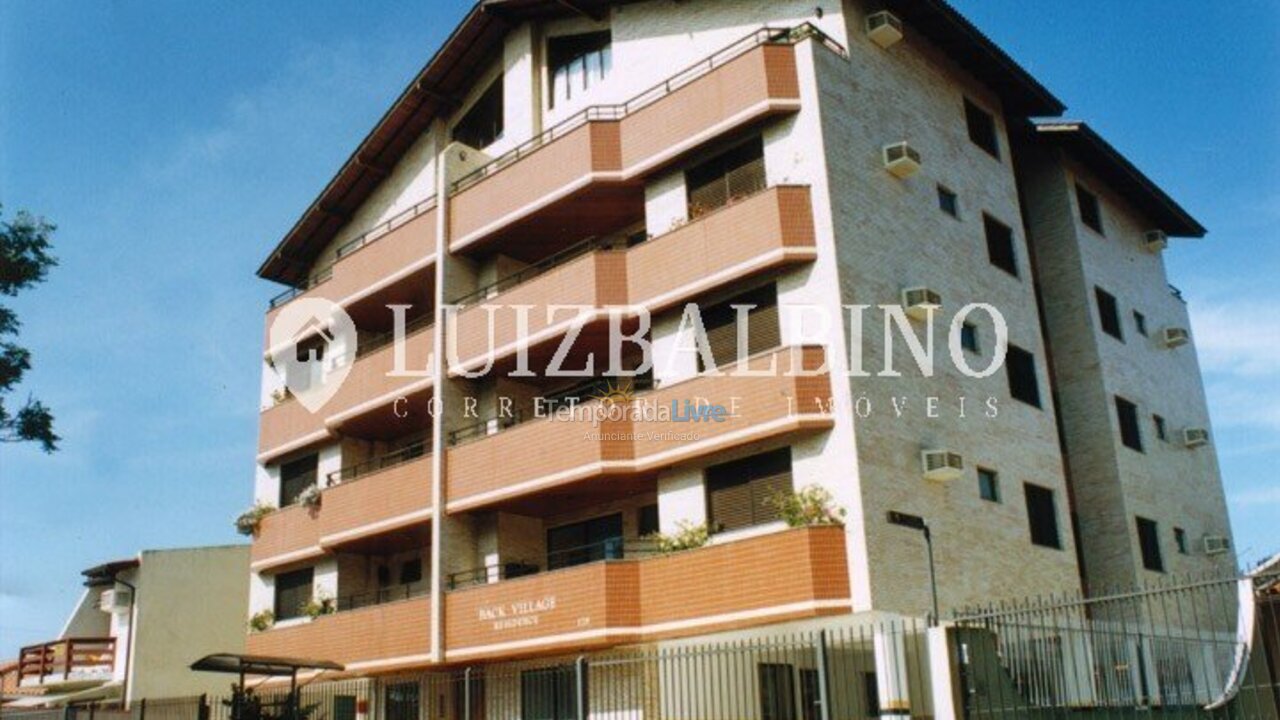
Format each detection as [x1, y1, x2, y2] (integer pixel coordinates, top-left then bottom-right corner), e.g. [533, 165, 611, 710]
[1033, 122, 1206, 238]
[81, 558, 140, 587]
[190, 654, 344, 676]
[257, 0, 1068, 287]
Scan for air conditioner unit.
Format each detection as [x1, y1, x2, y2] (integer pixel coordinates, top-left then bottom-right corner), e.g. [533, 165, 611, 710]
[921, 450, 963, 482]
[901, 287, 942, 321]
[883, 142, 922, 179]
[1162, 327, 1190, 348]
[1183, 427, 1209, 448]
[99, 589, 133, 612]
[866, 11, 904, 48]
[1202, 535, 1231, 555]
[1143, 230, 1168, 253]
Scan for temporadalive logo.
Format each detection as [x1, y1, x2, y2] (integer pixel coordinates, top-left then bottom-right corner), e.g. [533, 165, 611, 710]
[266, 298, 358, 413]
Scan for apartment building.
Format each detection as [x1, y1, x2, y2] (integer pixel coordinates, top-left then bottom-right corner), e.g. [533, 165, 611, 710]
[6, 546, 249, 708]
[243, 0, 1231, 699]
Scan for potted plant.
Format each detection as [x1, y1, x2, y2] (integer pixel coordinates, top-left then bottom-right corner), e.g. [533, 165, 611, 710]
[234, 502, 275, 536]
[248, 609, 275, 633]
[297, 484, 322, 509]
[301, 594, 335, 620]
[767, 485, 847, 528]
[650, 520, 710, 554]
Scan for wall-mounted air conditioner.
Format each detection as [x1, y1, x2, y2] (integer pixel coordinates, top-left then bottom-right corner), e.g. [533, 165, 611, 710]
[921, 450, 963, 482]
[883, 142, 922, 179]
[866, 11, 904, 48]
[1162, 327, 1190, 348]
[1183, 427, 1209, 448]
[99, 588, 133, 613]
[901, 287, 942, 321]
[1202, 535, 1231, 555]
[1143, 230, 1168, 253]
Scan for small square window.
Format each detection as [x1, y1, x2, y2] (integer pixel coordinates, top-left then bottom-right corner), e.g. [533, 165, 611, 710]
[1134, 311, 1148, 336]
[1153, 414, 1168, 442]
[978, 468, 1000, 503]
[964, 98, 1000, 158]
[960, 322, 979, 353]
[1006, 344, 1042, 408]
[937, 185, 959, 218]
[1174, 527, 1188, 555]
[1076, 183, 1104, 235]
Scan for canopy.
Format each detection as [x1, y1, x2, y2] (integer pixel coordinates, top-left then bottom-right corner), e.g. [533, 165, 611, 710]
[190, 654, 343, 677]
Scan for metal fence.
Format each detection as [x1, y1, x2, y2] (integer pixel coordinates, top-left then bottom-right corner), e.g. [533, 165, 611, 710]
[952, 571, 1280, 719]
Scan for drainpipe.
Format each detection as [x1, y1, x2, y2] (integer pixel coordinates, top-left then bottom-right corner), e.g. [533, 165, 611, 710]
[428, 130, 450, 664]
[114, 575, 138, 709]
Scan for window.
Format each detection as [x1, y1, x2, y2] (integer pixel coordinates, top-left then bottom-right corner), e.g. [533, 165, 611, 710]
[273, 567, 314, 621]
[1174, 527, 1188, 555]
[384, 682, 420, 720]
[799, 669, 820, 720]
[400, 557, 423, 585]
[279, 453, 318, 506]
[937, 185, 959, 218]
[453, 76, 504, 149]
[333, 696, 357, 720]
[1153, 414, 1168, 442]
[638, 504, 660, 537]
[686, 137, 766, 218]
[706, 448, 792, 533]
[961, 322, 979, 353]
[863, 672, 881, 717]
[1137, 516, 1165, 572]
[1095, 287, 1123, 340]
[964, 98, 1000, 158]
[978, 468, 1000, 503]
[546, 513, 623, 570]
[1006, 344, 1042, 408]
[548, 32, 611, 108]
[1134, 311, 1148, 337]
[758, 664, 796, 720]
[522, 665, 577, 720]
[1076, 183, 1103, 234]
[983, 214, 1018, 276]
[696, 283, 780, 372]
[1115, 396, 1143, 452]
[1024, 483, 1061, 549]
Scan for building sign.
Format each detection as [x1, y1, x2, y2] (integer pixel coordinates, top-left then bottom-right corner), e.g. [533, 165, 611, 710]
[477, 595, 557, 631]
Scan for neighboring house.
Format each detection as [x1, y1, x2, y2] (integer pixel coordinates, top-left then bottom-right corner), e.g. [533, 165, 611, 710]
[5, 546, 249, 708]
[242, 0, 1235, 713]
[1, 660, 20, 703]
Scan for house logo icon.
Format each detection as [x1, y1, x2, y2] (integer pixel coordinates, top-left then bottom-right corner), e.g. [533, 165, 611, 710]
[266, 299, 357, 413]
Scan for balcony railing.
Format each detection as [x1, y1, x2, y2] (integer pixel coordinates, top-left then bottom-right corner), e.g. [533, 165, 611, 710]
[19, 637, 115, 686]
[446, 537, 661, 590]
[326, 438, 428, 486]
[449, 24, 842, 195]
[337, 580, 428, 612]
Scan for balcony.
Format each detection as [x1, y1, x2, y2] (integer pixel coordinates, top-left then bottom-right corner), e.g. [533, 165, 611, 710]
[246, 595, 431, 671]
[443, 525, 849, 661]
[258, 322, 435, 460]
[446, 345, 833, 512]
[250, 503, 323, 572]
[18, 638, 115, 687]
[319, 446, 433, 548]
[449, 185, 816, 374]
[266, 197, 437, 316]
[447, 33, 803, 254]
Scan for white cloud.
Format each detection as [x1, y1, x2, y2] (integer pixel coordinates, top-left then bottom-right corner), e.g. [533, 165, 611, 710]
[1190, 301, 1280, 378]
[1232, 485, 1280, 507]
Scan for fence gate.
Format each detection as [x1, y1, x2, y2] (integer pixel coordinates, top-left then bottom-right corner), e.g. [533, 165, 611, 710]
[952, 572, 1279, 719]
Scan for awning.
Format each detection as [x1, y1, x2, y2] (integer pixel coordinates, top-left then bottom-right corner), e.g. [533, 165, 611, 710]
[190, 654, 343, 677]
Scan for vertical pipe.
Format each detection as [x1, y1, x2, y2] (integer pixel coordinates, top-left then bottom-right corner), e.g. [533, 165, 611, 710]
[575, 656, 587, 720]
[429, 132, 449, 664]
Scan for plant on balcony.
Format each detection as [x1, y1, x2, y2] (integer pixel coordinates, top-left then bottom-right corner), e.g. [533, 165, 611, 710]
[234, 502, 275, 536]
[650, 520, 710, 554]
[301, 594, 335, 620]
[767, 485, 847, 528]
[270, 387, 291, 405]
[248, 609, 275, 633]
[297, 483, 322, 509]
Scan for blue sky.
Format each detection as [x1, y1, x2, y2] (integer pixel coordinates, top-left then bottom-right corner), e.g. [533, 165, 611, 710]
[0, 1, 1276, 660]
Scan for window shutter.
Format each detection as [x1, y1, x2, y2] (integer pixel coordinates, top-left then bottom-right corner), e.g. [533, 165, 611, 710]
[697, 285, 779, 372]
[707, 448, 793, 532]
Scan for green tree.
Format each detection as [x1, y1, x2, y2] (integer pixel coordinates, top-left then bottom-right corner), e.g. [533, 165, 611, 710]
[1, 206, 58, 452]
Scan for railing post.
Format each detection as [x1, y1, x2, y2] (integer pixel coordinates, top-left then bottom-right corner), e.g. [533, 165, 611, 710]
[814, 630, 831, 720]
[463, 667, 472, 720]
[137, 697, 147, 720]
[65, 639, 74, 679]
[575, 655, 588, 720]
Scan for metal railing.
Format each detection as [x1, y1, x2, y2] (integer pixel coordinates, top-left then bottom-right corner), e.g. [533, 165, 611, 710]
[449, 24, 845, 196]
[267, 195, 439, 311]
[325, 439, 429, 486]
[1169, 283, 1187, 303]
[445, 537, 662, 591]
[450, 236, 623, 307]
[445, 410, 525, 447]
[336, 580, 428, 612]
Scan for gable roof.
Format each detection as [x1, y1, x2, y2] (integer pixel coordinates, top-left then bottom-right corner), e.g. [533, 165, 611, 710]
[1034, 122, 1206, 238]
[258, 0, 1067, 286]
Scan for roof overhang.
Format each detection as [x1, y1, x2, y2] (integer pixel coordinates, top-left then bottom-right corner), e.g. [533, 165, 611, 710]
[1033, 121, 1206, 238]
[81, 558, 140, 587]
[258, 0, 1068, 286]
